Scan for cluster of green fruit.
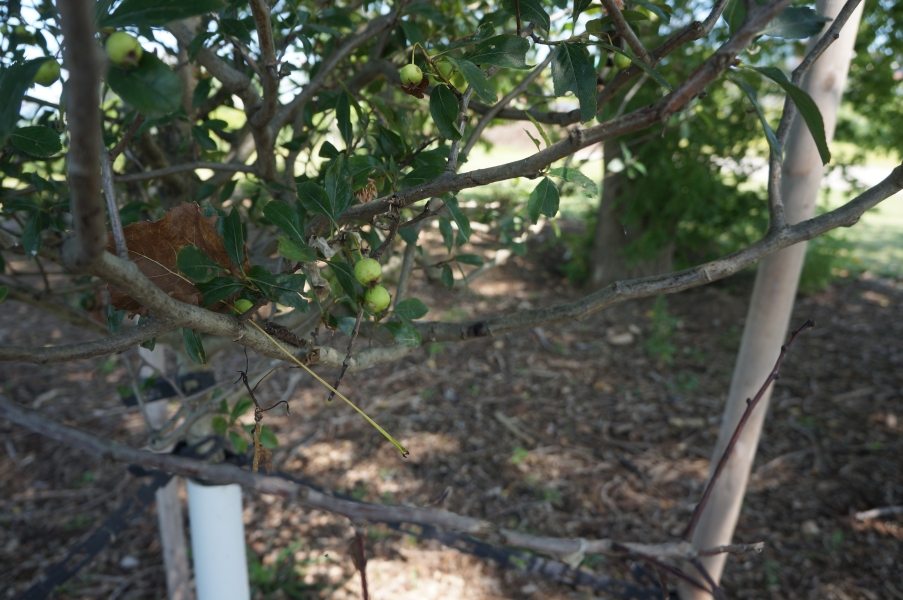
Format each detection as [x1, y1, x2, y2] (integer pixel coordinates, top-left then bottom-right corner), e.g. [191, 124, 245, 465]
[29, 31, 144, 88]
[354, 258, 391, 312]
[399, 62, 465, 89]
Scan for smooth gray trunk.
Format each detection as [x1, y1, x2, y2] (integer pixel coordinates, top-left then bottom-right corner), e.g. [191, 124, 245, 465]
[679, 1, 864, 596]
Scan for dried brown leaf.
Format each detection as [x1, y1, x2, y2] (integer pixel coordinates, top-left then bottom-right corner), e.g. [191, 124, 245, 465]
[107, 202, 249, 317]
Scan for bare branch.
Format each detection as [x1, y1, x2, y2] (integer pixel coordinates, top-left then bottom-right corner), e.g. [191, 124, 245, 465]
[58, 0, 106, 271]
[601, 0, 649, 62]
[249, 0, 279, 126]
[0, 395, 755, 569]
[109, 113, 146, 162]
[114, 162, 259, 184]
[682, 319, 814, 540]
[2, 285, 108, 334]
[0, 318, 173, 364]
[102, 150, 128, 260]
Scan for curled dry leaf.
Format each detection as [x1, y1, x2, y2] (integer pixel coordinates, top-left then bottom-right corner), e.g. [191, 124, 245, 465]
[400, 77, 429, 99]
[107, 202, 250, 317]
[354, 178, 378, 203]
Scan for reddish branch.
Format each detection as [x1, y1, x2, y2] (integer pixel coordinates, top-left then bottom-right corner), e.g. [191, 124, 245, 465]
[682, 319, 815, 540]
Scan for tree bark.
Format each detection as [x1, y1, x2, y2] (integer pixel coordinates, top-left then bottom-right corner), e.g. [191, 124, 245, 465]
[590, 139, 673, 288]
[679, 1, 864, 596]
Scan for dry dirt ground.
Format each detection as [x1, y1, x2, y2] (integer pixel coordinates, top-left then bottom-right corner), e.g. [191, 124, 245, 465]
[1, 244, 902, 599]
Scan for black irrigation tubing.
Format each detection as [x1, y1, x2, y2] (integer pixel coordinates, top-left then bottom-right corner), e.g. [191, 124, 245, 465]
[14, 447, 669, 600]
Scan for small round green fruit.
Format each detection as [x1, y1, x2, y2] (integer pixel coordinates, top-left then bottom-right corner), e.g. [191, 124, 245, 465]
[33, 59, 61, 86]
[613, 53, 632, 70]
[106, 32, 144, 68]
[364, 285, 391, 312]
[234, 299, 254, 313]
[353, 258, 382, 286]
[399, 64, 423, 86]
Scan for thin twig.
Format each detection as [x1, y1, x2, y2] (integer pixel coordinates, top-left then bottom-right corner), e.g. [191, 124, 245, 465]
[102, 149, 129, 260]
[327, 306, 365, 403]
[601, 0, 649, 62]
[682, 319, 815, 540]
[109, 114, 146, 161]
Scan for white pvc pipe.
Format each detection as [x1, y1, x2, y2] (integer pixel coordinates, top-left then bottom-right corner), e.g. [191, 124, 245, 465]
[186, 481, 251, 600]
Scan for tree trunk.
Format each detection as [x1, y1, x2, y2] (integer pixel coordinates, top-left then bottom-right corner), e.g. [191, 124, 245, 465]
[590, 139, 673, 288]
[679, 1, 864, 596]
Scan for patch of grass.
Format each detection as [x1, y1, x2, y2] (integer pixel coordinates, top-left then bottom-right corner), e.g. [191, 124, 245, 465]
[247, 543, 328, 599]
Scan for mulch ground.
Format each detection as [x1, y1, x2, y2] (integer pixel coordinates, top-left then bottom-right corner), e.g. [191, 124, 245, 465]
[1, 243, 902, 599]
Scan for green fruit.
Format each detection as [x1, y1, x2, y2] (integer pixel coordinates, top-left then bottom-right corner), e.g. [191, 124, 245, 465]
[400, 64, 423, 86]
[613, 52, 632, 70]
[106, 32, 144, 68]
[353, 258, 382, 285]
[234, 299, 254, 313]
[364, 285, 391, 312]
[33, 59, 60, 86]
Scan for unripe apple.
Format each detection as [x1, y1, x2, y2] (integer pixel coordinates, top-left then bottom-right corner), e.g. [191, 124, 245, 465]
[234, 299, 254, 313]
[364, 285, 391, 312]
[106, 32, 144, 68]
[399, 64, 423, 86]
[353, 257, 382, 286]
[33, 59, 61, 86]
[613, 52, 632, 70]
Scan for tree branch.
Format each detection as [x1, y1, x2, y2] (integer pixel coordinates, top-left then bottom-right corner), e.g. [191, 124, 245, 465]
[114, 162, 259, 184]
[0, 317, 173, 364]
[58, 0, 106, 271]
[248, 0, 279, 127]
[601, 0, 649, 62]
[0, 395, 758, 571]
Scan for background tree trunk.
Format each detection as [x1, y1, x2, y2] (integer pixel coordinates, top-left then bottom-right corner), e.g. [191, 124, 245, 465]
[679, 1, 864, 596]
[590, 139, 673, 288]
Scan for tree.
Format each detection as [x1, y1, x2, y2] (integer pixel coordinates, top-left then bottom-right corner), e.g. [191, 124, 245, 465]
[0, 0, 899, 596]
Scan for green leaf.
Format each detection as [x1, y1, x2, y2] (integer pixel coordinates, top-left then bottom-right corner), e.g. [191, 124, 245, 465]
[597, 9, 650, 26]
[723, 0, 829, 39]
[447, 57, 497, 104]
[336, 90, 353, 148]
[195, 276, 244, 306]
[466, 35, 531, 69]
[439, 217, 454, 251]
[444, 197, 472, 243]
[228, 430, 248, 454]
[231, 396, 253, 420]
[296, 181, 333, 223]
[246, 266, 309, 311]
[441, 264, 454, 290]
[107, 305, 125, 334]
[527, 177, 560, 224]
[429, 84, 461, 140]
[263, 200, 304, 241]
[324, 153, 353, 223]
[551, 43, 597, 124]
[188, 31, 216, 61]
[191, 125, 216, 150]
[277, 237, 317, 262]
[727, 74, 780, 160]
[402, 164, 445, 190]
[436, 22, 495, 53]
[9, 126, 61, 157]
[455, 254, 484, 266]
[394, 297, 428, 320]
[0, 286, 8, 304]
[140, 337, 156, 351]
[524, 110, 551, 148]
[383, 317, 421, 347]
[761, 7, 831, 39]
[22, 210, 50, 256]
[212, 416, 228, 435]
[182, 328, 207, 364]
[331, 315, 358, 336]
[632, 1, 672, 23]
[0, 59, 46, 148]
[107, 52, 183, 118]
[259, 425, 279, 449]
[500, 0, 550, 32]
[219, 207, 245, 267]
[100, 0, 226, 27]
[597, 43, 672, 91]
[326, 259, 358, 298]
[176, 245, 223, 283]
[548, 167, 598, 196]
[746, 65, 831, 164]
